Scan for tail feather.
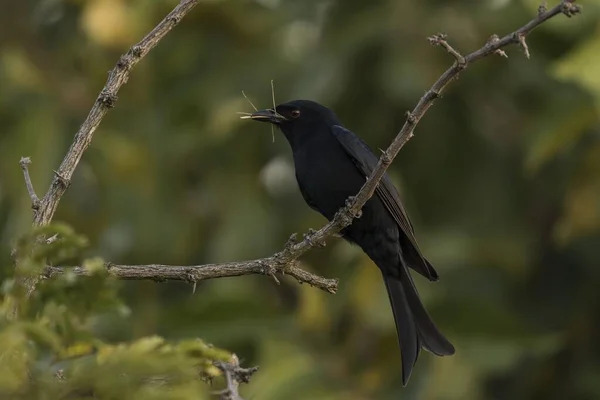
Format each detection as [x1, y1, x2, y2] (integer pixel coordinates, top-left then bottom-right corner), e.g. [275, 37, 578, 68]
[384, 266, 455, 386]
[400, 265, 455, 356]
[383, 278, 419, 386]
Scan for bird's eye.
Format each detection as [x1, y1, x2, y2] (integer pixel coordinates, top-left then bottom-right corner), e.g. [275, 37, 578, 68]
[291, 110, 301, 118]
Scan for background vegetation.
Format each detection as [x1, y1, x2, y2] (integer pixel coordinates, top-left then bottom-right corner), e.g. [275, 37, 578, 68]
[1, 0, 599, 398]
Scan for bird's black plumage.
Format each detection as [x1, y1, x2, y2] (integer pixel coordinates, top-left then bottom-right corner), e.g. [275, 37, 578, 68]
[248, 100, 455, 385]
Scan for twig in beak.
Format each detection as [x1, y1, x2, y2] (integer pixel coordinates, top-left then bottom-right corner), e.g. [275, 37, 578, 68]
[270, 80, 278, 142]
[237, 111, 253, 120]
[241, 90, 258, 111]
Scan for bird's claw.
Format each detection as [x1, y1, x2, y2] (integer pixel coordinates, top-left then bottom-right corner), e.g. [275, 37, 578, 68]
[344, 196, 362, 219]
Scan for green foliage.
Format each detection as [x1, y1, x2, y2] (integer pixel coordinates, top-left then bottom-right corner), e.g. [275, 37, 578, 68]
[1, 225, 230, 399]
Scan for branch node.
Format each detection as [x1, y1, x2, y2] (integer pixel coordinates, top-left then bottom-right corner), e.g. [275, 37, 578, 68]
[428, 33, 466, 68]
[131, 45, 143, 57]
[19, 156, 40, 209]
[379, 149, 392, 165]
[185, 272, 197, 286]
[258, 260, 281, 284]
[98, 90, 118, 108]
[487, 32, 508, 58]
[405, 111, 417, 124]
[426, 89, 441, 101]
[116, 56, 128, 69]
[303, 228, 326, 248]
[53, 170, 71, 189]
[538, 1, 548, 14]
[487, 34, 500, 47]
[561, 0, 582, 17]
[167, 14, 182, 24]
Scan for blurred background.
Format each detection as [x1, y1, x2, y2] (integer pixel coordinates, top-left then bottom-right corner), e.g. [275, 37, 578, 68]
[1, 0, 600, 398]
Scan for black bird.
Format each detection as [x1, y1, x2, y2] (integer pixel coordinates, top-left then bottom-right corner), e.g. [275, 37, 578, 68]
[247, 100, 455, 385]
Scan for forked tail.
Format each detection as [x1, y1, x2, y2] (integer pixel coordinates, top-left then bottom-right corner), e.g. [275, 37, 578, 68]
[383, 265, 455, 386]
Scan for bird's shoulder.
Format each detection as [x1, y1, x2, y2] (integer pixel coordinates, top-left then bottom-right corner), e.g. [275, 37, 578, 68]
[330, 125, 377, 161]
[329, 124, 415, 235]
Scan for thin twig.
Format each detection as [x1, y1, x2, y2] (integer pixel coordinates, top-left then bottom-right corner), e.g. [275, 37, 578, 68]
[241, 91, 258, 111]
[487, 34, 509, 58]
[428, 33, 467, 67]
[19, 157, 40, 210]
[518, 33, 531, 59]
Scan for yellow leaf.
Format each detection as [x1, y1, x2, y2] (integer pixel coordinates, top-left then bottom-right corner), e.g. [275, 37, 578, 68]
[81, 0, 135, 47]
[129, 336, 166, 354]
[60, 341, 97, 359]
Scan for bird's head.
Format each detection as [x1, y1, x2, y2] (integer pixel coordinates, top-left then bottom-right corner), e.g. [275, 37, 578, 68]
[246, 100, 340, 149]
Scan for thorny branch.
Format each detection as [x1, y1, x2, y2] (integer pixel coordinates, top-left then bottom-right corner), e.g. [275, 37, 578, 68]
[213, 355, 258, 400]
[29, 0, 202, 226]
[24, 3, 580, 298]
[14, 0, 202, 301]
[43, 255, 339, 294]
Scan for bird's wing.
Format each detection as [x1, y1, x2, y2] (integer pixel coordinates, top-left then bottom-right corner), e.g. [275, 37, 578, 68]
[331, 125, 438, 281]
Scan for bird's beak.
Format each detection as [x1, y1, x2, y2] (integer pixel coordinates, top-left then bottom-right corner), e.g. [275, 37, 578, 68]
[242, 109, 286, 124]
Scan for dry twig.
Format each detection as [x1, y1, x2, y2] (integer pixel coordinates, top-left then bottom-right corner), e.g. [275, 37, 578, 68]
[19, 157, 40, 210]
[214, 355, 258, 400]
[43, 257, 338, 294]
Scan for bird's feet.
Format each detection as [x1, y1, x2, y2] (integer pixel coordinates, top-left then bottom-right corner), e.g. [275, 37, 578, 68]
[344, 196, 362, 219]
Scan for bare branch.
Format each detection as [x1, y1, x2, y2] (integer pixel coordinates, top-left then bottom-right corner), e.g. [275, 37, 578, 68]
[19, 157, 40, 210]
[13, 0, 202, 306]
[32, 0, 201, 227]
[43, 256, 339, 294]
[213, 355, 258, 400]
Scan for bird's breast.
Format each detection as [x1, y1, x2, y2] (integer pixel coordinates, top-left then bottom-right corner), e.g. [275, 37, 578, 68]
[292, 137, 367, 219]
